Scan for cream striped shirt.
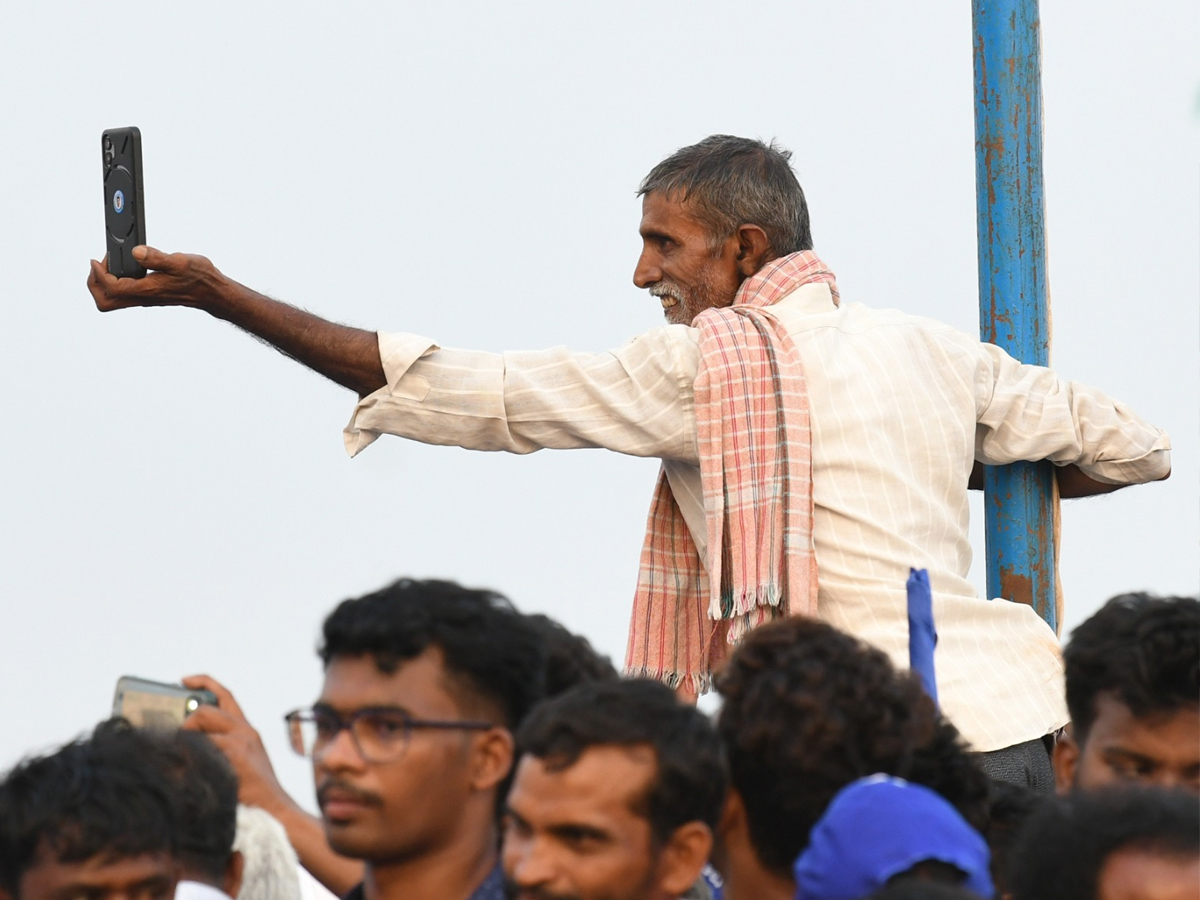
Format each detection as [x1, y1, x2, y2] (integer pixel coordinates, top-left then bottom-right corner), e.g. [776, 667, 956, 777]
[344, 283, 1170, 751]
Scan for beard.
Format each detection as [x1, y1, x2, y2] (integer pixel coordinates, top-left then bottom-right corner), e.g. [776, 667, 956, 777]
[649, 267, 732, 326]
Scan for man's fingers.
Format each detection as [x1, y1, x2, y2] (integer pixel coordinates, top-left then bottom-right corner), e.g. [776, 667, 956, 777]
[181, 703, 237, 735]
[88, 258, 133, 311]
[182, 673, 247, 719]
[131, 245, 175, 272]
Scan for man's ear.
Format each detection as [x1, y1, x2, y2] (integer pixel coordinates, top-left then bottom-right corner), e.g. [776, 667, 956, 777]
[224, 850, 245, 898]
[1052, 725, 1079, 796]
[718, 788, 746, 842]
[734, 224, 774, 277]
[471, 727, 516, 792]
[656, 822, 714, 897]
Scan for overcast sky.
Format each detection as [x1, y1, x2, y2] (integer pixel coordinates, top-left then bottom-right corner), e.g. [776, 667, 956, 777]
[1, 2, 1195, 809]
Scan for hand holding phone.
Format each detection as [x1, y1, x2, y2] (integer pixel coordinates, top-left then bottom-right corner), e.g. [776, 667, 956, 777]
[102, 126, 147, 278]
[178, 674, 292, 814]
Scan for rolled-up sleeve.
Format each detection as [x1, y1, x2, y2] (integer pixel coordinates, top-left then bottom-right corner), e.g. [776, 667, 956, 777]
[343, 327, 702, 462]
[973, 342, 1171, 484]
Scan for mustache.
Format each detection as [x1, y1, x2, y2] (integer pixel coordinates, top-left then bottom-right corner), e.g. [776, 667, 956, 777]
[316, 778, 383, 808]
[648, 281, 685, 301]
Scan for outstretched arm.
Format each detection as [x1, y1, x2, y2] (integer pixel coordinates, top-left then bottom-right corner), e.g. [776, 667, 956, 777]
[87, 246, 386, 397]
[973, 342, 1171, 493]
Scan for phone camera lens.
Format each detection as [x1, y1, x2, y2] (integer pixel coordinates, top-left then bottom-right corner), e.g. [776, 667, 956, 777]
[185, 698, 199, 713]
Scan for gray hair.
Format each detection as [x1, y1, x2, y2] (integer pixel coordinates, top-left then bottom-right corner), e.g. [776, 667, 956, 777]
[638, 135, 813, 257]
[233, 805, 302, 900]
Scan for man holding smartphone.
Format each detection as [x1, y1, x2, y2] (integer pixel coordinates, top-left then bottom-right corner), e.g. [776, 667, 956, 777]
[88, 135, 1172, 783]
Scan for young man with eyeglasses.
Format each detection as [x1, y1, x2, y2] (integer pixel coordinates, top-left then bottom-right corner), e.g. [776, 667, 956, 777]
[186, 578, 547, 900]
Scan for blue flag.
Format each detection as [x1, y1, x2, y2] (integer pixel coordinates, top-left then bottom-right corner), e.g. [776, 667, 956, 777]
[906, 567, 938, 706]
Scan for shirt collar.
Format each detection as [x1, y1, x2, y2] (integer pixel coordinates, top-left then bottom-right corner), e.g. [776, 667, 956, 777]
[341, 862, 507, 900]
[781, 281, 838, 314]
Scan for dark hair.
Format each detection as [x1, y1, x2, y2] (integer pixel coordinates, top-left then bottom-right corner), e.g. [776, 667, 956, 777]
[1008, 788, 1200, 900]
[0, 719, 178, 894]
[153, 731, 239, 885]
[523, 613, 619, 697]
[638, 135, 813, 257]
[515, 679, 727, 843]
[887, 861, 969, 887]
[715, 618, 990, 874]
[867, 883, 983, 900]
[1064, 593, 1200, 744]
[982, 779, 1049, 898]
[319, 578, 547, 729]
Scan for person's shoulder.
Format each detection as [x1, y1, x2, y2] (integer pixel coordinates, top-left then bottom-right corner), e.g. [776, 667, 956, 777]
[620, 322, 700, 357]
[809, 302, 976, 344]
[467, 862, 509, 900]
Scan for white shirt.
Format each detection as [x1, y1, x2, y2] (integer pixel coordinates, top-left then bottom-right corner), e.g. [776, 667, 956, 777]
[344, 283, 1170, 751]
[175, 882, 233, 900]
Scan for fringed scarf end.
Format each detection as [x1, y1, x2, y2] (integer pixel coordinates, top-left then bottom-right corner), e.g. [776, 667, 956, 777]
[624, 665, 714, 698]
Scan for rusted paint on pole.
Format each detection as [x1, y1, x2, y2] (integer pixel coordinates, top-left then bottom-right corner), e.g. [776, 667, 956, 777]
[972, 0, 1058, 630]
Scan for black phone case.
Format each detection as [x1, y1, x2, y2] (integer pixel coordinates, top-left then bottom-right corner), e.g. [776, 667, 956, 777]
[102, 127, 147, 278]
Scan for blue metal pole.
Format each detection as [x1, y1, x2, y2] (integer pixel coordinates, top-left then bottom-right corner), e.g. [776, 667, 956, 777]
[972, 0, 1057, 630]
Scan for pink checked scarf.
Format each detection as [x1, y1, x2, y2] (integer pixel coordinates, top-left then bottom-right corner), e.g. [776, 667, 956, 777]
[625, 251, 840, 694]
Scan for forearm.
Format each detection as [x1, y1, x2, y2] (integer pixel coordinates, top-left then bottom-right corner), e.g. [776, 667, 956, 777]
[207, 278, 385, 396]
[267, 796, 365, 894]
[89, 247, 386, 396]
[346, 331, 700, 460]
[975, 345, 1172, 487]
[969, 460, 1170, 497]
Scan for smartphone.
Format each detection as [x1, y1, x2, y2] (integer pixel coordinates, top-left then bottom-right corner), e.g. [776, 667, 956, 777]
[112, 676, 216, 729]
[101, 127, 147, 279]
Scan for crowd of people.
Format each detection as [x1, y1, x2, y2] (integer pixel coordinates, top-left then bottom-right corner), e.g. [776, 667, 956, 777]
[1, 583, 1196, 900]
[65, 133, 1193, 900]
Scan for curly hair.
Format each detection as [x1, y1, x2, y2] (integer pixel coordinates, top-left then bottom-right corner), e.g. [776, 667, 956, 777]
[319, 578, 547, 730]
[1007, 788, 1199, 900]
[1063, 593, 1200, 743]
[523, 613, 618, 698]
[715, 618, 990, 874]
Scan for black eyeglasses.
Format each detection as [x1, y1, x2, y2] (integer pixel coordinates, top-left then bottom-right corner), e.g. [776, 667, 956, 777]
[284, 706, 494, 764]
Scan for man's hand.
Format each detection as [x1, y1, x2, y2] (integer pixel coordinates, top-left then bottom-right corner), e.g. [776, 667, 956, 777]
[86, 247, 387, 396]
[181, 674, 292, 814]
[969, 460, 1162, 498]
[88, 247, 227, 312]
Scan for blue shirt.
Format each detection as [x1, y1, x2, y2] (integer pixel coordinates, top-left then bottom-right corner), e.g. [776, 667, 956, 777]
[343, 861, 507, 900]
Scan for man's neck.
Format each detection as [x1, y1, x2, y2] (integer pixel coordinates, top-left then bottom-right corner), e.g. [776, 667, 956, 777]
[722, 862, 793, 900]
[364, 826, 498, 900]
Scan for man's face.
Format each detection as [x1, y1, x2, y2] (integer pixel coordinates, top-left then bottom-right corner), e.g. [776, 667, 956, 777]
[313, 649, 495, 861]
[503, 746, 681, 900]
[1096, 847, 1200, 900]
[633, 192, 742, 326]
[15, 849, 177, 900]
[1054, 693, 1200, 794]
